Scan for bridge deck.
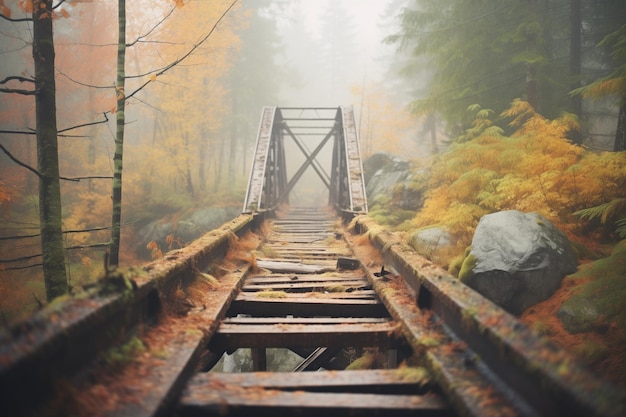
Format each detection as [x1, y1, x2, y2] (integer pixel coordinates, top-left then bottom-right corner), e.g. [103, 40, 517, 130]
[180, 206, 453, 416]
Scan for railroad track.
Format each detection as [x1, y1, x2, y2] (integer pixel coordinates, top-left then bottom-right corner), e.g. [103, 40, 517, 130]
[0, 207, 624, 417]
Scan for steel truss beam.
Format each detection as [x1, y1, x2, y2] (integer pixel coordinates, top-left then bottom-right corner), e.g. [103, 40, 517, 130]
[243, 106, 367, 214]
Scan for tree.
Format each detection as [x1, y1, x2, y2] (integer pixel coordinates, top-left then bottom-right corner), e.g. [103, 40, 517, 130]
[107, 0, 240, 267]
[0, 0, 68, 301]
[33, 0, 68, 300]
[386, 0, 626, 145]
[385, 0, 579, 136]
[108, 0, 126, 268]
[225, 0, 284, 185]
[573, 24, 626, 151]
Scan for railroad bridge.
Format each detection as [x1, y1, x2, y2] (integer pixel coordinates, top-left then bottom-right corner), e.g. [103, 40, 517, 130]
[1, 107, 624, 417]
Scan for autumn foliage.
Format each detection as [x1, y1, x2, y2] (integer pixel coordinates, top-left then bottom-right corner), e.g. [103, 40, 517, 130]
[411, 99, 626, 252]
[0, 0, 250, 321]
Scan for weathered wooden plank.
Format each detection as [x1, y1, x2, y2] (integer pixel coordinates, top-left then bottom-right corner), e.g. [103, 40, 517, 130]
[222, 317, 390, 325]
[228, 297, 388, 317]
[245, 275, 365, 285]
[256, 260, 335, 274]
[187, 369, 435, 392]
[237, 291, 376, 301]
[210, 322, 399, 349]
[242, 279, 369, 291]
[180, 387, 449, 417]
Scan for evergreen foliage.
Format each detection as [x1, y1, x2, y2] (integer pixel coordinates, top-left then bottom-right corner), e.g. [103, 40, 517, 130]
[387, 0, 626, 140]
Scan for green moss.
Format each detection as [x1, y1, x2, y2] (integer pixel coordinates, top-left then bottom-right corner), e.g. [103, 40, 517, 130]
[530, 320, 554, 336]
[257, 245, 279, 258]
[396, 367, 431, 386]
[184, 328, 203, 337]
[575, 341, 609, 364]
[612, 239, 626, 255]
[381, 288, 396, 297]
[150, 347, 170, 359]
[196, 271, 219, 287]
[105, 336, 145, 367]
[325, 284, 347, 293]
[46, 294, 74, 311]
[346, 353, 375, 370]
[448, 253, 466, 276]
[559, 245, 626, 332]
[461, 307, 479, 330]
[255, 290, 288, 299]
[418, 336, 440, 348]
[458, 252, 477, 281]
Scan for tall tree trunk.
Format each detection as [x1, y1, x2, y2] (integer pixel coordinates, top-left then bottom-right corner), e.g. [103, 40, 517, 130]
[214, 135, 225, 192]
[33, 0, 68, 300]
[526, 0, 539, 110]
[426, 113, 439, 155]
[184, 133, 195, 197]
[228, 92, 238, 186]
[615, 101, 626, 152]
[569, 0, 582, 119]
[109, 0, 126, 267]
[198, 137, 207, 191]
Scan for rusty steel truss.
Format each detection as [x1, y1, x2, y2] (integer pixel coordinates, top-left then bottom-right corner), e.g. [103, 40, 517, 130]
[242, 106, 368, 214]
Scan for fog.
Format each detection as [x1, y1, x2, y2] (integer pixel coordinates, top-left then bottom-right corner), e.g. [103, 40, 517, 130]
[0, 0, 623, 317]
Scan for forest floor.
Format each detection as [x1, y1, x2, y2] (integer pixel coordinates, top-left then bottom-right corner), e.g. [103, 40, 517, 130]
[521, 273, 626, 394]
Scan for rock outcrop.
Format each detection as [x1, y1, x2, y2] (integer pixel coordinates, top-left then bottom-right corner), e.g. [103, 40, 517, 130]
[363, 153, 428, 210]
[136, 206, 240, 259]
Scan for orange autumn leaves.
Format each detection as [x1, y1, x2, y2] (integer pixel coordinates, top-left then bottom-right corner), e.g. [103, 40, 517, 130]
[412, 99, 626, 248]
[0, 0, 70, 19]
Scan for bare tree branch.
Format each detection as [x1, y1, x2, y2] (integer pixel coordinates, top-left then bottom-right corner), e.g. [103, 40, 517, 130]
[0, 87, 38, 95]
[61, 175, 114, 181]
[0, 143, 109, 182]
[65, 226, 112, 234]
[58, 112, 110, 133]
[0, 143, 41, 178]
[0, 76, 35, 85]
[3, 263, 43, 271]
[0, 233, 39, 241]
[0, 12, 32, 23]
[52, 0, 67, 10]
[56, 66, 115, 89]
[0, 130, 36, 135]
[66, 243, 110, 250]
[126, 5, 177, 48]
[126, 0, 239, 102]
[0, 225, 114, 242]
[0, 253, 41, 263]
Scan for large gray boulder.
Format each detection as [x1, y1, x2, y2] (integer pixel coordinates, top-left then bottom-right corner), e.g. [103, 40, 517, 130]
[460, 210, 577, 315]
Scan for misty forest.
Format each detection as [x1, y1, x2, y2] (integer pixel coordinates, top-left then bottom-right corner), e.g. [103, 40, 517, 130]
[1, 0, 626, 398]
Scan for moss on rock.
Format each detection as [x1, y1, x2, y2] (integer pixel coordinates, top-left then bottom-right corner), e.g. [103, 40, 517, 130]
[558, 241, 626, 334]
